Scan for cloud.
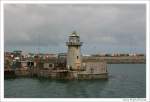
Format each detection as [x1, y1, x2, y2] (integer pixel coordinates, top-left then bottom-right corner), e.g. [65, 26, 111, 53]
[4, 4, 146, 54]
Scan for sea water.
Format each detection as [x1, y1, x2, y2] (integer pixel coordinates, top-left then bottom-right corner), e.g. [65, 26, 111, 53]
[4, 64, 146, 98]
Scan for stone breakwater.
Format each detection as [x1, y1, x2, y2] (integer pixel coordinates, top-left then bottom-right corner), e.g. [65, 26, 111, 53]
[5, 61, 108, 80]
[83, 56, 146, 64]
[4, 56, 145, 79]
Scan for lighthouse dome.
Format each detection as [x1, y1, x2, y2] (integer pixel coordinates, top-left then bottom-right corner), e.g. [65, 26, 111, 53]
[70, 31, 79, 36]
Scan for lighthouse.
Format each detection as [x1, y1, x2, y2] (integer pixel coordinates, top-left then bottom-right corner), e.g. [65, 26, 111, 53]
[66, 31, 83, 71]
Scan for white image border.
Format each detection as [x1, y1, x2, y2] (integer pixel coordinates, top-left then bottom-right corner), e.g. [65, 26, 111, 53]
[0, 0, 149, 102]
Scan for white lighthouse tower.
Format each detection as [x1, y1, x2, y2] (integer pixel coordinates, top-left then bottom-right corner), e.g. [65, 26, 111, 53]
[66, 31, 83, 71]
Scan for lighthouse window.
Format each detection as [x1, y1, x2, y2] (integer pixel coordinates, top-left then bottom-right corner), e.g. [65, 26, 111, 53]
[77, 56, 79, 59]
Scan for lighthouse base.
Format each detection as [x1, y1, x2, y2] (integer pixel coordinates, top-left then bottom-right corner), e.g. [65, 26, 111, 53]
[37, 61, 108, 80]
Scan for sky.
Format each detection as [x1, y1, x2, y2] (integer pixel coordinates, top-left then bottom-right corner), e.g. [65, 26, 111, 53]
[4, 4, 146, 54]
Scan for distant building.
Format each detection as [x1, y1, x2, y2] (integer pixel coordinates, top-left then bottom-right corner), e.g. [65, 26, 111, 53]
[83, 54, 91, 57]
[13, 50, 22, 57]
[43, 58, 57, 70]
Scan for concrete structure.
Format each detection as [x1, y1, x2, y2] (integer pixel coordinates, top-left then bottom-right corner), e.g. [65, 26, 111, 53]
[66, 31, 83, 71]
[78, 61, 108, 79]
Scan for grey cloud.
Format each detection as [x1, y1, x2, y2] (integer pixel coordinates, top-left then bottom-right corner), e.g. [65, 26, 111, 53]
[4, 4, 146, 54]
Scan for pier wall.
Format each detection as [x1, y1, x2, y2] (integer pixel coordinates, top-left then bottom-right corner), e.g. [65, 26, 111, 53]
[5, 56, 145, 79]
[83, 56, 146, 64]
[31, 61, 108, 80]
[15, 69, 31, 77]
[78, 61, 108, 79]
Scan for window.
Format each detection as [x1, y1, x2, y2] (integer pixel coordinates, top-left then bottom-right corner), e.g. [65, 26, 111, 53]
[90, 68, 94, 73]
[49, 64, 53, 67]
[77, 56, 78, 59]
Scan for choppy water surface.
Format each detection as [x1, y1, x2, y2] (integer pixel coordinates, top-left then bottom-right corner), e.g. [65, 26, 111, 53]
[4, 64, 146, 98]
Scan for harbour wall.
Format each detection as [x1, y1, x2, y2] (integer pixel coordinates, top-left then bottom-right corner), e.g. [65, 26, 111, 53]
[83, 56, 146, 64]
[5, 61, 108, 80]
[4, 56, 145, 79]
